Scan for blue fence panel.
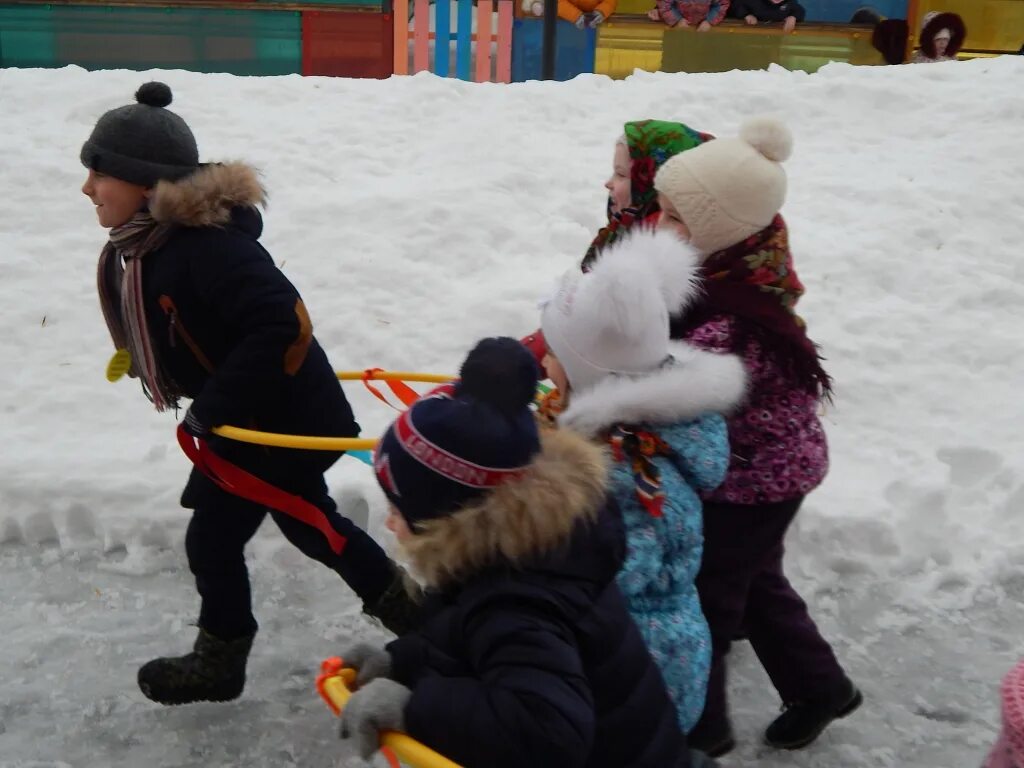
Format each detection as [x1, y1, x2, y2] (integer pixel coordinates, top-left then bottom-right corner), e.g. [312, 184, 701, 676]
[511, 18, 596, 82]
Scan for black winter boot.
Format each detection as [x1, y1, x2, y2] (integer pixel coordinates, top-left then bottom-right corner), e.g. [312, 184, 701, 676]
[362, 566, 423, 636]
[687, 718, 736, 758]
[764, 676, 862, 750]
[138, 628, 255, 705]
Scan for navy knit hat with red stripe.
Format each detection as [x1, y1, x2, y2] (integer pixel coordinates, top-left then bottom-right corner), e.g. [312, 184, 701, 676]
[375, 337, 541, 529]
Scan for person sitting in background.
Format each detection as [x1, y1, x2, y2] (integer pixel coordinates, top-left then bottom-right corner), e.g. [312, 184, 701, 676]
[863, 12, 911, 66]
[531, 0, 615, 28]
[648, 0, 730, 31]
[910, 10, 966, 63]
[728, 0, 805, 34]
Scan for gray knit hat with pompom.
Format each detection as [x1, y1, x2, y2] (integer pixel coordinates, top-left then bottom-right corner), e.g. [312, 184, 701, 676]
[80, 82, 199, 187]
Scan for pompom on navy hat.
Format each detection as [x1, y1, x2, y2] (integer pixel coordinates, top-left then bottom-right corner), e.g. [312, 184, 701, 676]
[375, 337, 541, 529]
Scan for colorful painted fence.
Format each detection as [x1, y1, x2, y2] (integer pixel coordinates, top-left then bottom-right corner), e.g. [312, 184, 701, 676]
[302, 8, 393, 78]
[0, 1, 395, 75]
[512, 17, 595, 81]
[395, 0, 515, 82]
[6, 0, 1010, 81]
[0, 3, 303, 74]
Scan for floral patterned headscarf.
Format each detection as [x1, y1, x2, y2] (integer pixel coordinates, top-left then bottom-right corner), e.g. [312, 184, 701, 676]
[582, 120, 713, 271]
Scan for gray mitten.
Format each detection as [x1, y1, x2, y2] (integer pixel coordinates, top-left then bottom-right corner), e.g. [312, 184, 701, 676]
[339, 679, 412, 759]
[339, 642, 393, 687]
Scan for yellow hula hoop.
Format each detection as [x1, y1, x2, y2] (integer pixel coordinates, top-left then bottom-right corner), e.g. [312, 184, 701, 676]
[211, 426, 378, 451]
[335, 371, 456, 384]
[319, 663, 464, 768]
[210, 371, 456, 451]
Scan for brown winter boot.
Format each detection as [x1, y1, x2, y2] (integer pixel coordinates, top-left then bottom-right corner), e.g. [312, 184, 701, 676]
[362, 566, 423, 636]
[138, 628, 255, 705]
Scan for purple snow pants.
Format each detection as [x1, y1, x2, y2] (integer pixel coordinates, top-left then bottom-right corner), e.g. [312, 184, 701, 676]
[695, 496, 846, 728]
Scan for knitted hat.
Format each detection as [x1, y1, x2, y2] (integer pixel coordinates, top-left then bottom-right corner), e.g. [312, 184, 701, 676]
[655, 117, 792, 256]
[375, 338, 541, 529]
[80, 82, 199, 188]
[541, 228, 699, 395]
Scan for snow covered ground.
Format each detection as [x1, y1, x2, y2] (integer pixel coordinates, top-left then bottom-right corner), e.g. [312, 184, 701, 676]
[2, 56, 1024, 767]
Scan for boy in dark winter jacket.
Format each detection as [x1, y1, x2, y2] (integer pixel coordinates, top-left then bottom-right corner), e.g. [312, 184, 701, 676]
[81, 82, 416, 707]
[728, 0, 805, 33]
[335, 338, 717, 768]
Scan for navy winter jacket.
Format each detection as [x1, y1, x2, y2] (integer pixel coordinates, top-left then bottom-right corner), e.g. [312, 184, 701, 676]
[386, 429, 693, 767]
[140, 163, 358, 493]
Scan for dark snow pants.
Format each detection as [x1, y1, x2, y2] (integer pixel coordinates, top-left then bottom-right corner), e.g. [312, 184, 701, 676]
[694, 496, 846, 728]
[181, 468, 394, 640]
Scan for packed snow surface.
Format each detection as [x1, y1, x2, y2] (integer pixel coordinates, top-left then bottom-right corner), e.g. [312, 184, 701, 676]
[1, 56, 1023, 767]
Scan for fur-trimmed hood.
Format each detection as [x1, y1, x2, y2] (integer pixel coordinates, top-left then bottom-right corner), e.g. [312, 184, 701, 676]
[919, 11, 966, 59]
[399, 428, 614, 590]
[150, 162, 266, 228]
[559, 340, 747, 438]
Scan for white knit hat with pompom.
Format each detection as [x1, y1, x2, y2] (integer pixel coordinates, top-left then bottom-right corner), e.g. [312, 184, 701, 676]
[655, 117, 792, 255]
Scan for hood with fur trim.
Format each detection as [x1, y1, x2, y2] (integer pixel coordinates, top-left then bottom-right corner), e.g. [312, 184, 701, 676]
[150, 162, 266, 228]
[558, 340, 747, 438]
[918, 11, 966, 59]
[398, 428, 611, 590]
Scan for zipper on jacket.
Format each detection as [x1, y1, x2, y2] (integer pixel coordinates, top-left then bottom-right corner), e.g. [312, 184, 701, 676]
[159, 295, 215, 374]
[167, 308, 178, 349]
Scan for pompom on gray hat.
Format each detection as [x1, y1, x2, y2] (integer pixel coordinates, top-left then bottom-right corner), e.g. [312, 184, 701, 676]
[80, 82, 199, 188]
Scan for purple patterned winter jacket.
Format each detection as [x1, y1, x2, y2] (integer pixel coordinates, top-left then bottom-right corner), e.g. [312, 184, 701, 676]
[682, 315, 829, 505]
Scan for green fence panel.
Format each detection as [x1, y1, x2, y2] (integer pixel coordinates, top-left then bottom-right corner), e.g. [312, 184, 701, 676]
[0, 4, 302, 75]
[658, 23, 883, 74]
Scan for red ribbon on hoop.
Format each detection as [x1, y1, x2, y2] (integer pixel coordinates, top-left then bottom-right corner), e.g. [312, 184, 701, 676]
[177, 425, 347, 555]
[361, 368, 421, 411]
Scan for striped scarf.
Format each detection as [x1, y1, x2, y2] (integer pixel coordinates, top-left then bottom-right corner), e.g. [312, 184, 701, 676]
[96, 212, 178, 411]
[607, 425, 675, 518]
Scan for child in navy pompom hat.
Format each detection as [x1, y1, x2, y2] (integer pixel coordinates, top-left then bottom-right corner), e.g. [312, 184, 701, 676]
[375, 337, 542, 528]
[335, 337, 716, 768]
